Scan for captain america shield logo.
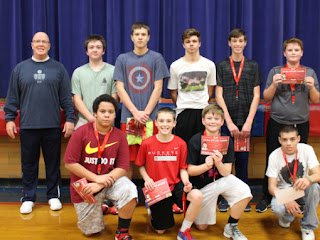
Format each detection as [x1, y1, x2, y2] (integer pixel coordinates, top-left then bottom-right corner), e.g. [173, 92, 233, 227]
[127, 64, 152, 93]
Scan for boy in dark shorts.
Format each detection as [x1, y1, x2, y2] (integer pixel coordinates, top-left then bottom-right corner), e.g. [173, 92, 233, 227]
[187, 104, 252, 240]
[135, 107, 202, 239]
[64, 94, 137, 240]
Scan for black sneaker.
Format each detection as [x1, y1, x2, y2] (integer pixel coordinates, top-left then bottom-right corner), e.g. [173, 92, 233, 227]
[218, 198, 229, 212]
[255, 199, 270, 213]
[244, 203, 251, 212]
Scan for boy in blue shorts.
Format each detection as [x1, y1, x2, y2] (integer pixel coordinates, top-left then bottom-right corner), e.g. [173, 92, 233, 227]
[135, 107, 202, 239]
[187, 104, 252, 240]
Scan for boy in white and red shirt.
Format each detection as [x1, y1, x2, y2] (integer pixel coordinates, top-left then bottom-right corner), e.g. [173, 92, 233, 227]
[135, 107, 202, 240]
[63, 94, 137, 240]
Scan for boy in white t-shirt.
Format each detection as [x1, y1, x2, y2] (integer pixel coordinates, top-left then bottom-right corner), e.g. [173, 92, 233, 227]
[168, 28, 216, 144]
[266, 125, 320, 240]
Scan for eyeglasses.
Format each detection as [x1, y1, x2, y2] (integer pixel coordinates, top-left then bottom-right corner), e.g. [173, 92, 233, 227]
[32, 40, 50, 44]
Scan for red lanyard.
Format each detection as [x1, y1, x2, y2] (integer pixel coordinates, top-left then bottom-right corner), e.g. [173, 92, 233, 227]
[281, 148, 298, 184]
[203, 130, 220, 181]
[93, 122, 112, 175]
[229, 56, 245, 100]
[285, 64, 301, 104]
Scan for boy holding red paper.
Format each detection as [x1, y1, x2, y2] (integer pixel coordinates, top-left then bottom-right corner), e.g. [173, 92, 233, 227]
[258, 38, 320, 213]
[215, 29, 262, 212]
[135, 107, 202, 240]
[187, 104, 252, 240]
[63, 94, 137, 240]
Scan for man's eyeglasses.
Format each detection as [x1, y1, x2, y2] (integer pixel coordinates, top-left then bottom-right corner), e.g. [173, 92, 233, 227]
[32, 40, 50, 44]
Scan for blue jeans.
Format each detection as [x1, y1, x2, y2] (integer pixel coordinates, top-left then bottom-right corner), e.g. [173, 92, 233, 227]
[271, 183, 320, 230]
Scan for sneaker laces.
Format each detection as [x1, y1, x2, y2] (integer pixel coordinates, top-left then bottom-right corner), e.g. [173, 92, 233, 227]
[230, 224, 244, 237]
[181, 228, 194, 240]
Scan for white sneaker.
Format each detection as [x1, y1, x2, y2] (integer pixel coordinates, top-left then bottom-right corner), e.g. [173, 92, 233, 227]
[301, 228, 315, 240]
[48, 198, 62, 211]
[223, 223, 248, 240]
[279, 217, 290, 228]
[20, 201, 35, 214]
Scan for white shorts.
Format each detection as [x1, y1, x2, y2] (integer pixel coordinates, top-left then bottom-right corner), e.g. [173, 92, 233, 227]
[195, 174, 252, 225]
[74, 176, 138, 235]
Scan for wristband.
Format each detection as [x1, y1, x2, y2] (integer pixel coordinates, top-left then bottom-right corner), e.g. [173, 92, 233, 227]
[306, 176, 313, 184]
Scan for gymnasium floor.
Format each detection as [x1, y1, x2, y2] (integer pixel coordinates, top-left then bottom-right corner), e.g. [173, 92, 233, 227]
[1, 182, 319, 240]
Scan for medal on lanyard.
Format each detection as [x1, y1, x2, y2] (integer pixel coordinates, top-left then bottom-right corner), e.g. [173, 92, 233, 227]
[229, 56, 245, 100]
[281, 149, 298, 186]
[93, 122, 112, 175]
[286, 64, 301, 104]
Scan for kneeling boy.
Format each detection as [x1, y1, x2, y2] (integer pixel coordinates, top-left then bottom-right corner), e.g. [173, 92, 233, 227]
[267, 125, 320, 240]
[187, 104, 252, 240]
[64, 94, 137, 240]
[135, 107, 203, 239]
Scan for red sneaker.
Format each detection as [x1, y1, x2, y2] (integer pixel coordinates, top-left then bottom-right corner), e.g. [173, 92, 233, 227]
[172, 203, 183, 214]
[110, 205, 118, 215]
[115, 229, 134, 240]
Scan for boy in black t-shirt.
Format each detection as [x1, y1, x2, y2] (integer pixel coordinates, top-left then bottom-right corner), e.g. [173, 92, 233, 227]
[187, 104, 252, 240]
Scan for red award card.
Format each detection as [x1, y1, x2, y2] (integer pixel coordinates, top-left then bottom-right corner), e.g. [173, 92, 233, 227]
[72, 178, 97, 204]
[143, 178, 172, 206]
[234, 136, 250, 152]
[201, 136, 230, 155]
[281, 68, 306, 84]
[125, 118, 143, 137]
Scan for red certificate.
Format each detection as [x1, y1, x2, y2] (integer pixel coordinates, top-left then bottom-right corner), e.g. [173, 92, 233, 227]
[125, 118, 143, 137]
[143, 178, 172, 206]
[234, 136, 250, 152]
[72, 178, 97, 204]
[201, 136, 229, 155]
[281, 68, 306, 84]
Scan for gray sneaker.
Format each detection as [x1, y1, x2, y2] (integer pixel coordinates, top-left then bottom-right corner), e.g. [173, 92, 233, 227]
[223, 223, 248, 240]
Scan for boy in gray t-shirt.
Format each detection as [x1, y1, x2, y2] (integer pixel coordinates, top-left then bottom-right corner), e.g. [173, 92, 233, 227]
[114, 22, 170, 179]
[256, 37, 320, 213]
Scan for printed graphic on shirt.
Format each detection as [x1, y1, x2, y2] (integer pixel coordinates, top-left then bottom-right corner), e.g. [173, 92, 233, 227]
[279, 159, 304, 184]
[85, 141, 118, 154]
[127, 64, 152, 94]
[148, 150, 179, 161]
[179, 71, 207, 92]
[34, 70, 45, 83]
[84, 157, 115, 165]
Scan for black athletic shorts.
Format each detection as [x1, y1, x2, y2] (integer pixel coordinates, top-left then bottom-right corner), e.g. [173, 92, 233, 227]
[149, 181, 184, 230]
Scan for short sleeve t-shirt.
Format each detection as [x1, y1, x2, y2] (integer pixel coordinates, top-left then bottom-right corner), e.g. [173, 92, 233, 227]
[186, 131, 235, 189]
[264, 65, 319, 124]
[216, 58, 262, 126]
[135, 135, 187, 191]
[71, 63, 116, 120]
[168, 57, 216, 115]
[266, 143, 319, 189]
[113, 50, 170, 123]
[63, 123, 130, 203]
